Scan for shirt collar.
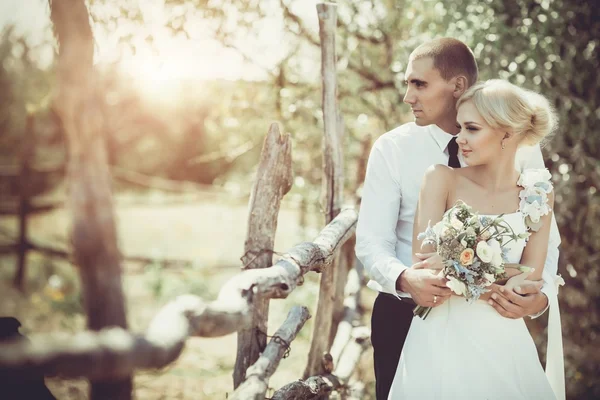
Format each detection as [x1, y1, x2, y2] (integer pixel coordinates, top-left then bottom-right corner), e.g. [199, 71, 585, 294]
[429, 124, 457, 152]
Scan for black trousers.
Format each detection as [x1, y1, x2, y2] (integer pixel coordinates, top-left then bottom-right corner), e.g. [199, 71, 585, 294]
[371, 292, 415, 400]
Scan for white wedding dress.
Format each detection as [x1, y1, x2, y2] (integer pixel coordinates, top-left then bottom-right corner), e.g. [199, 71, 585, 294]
[388, 210, 557, 400]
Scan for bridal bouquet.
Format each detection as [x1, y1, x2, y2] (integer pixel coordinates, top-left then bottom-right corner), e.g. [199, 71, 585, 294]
[414, 200, 531, 319]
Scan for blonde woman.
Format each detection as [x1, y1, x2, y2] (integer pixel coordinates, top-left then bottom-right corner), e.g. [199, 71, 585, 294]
[388, 80, 564, 399]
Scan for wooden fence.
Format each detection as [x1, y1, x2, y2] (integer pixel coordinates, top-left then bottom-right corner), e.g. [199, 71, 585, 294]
[0, 2, 372, 399]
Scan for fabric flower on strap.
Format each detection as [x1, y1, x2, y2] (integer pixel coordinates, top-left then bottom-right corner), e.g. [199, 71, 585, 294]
[517, 168, 554, 232]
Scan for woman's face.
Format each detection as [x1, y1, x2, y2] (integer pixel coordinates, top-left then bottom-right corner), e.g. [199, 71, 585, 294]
[456, 101, 504, 166]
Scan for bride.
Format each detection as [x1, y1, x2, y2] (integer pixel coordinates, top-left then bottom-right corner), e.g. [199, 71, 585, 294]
[388, 79, 562, 399]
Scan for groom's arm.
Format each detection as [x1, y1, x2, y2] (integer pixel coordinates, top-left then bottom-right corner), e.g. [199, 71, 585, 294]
[355, 136, 410, 297]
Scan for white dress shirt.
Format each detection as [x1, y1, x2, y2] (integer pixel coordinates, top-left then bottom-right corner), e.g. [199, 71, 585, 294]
[355, 122, 561, 316]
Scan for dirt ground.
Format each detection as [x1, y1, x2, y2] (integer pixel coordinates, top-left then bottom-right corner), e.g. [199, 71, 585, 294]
[0, 194, 376, 399]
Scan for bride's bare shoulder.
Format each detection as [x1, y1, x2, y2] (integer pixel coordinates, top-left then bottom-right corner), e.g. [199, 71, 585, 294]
[422, 164, 457, 188]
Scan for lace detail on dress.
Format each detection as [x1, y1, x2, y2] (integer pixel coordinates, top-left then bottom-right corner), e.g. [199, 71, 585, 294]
[517, 168, 553, 232]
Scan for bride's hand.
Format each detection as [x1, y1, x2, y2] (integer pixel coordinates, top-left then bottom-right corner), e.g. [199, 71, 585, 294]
[413, 252, 444, 271]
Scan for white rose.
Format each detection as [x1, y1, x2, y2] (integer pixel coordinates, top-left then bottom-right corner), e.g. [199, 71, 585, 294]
[476, 241, 493, 263]
[446, 276, 467, 296]
[486, 239, 504, 267]
[483, 272, 496, 286]
[487, 239, 501, 252]
[491, 251, 503, 267]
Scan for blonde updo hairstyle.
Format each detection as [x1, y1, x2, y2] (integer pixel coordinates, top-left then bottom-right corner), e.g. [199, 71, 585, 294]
[456, 79, 557, 146]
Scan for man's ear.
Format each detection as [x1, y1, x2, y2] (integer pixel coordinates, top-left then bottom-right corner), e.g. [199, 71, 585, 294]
[453, 76, 468, 98]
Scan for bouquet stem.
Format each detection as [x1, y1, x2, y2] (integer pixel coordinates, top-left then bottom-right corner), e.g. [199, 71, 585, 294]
[413, 305, 433, 320]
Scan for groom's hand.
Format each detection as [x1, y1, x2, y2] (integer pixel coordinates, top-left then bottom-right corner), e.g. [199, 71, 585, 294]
[488, 281, 548, 319]
[397, 268, 451, 308]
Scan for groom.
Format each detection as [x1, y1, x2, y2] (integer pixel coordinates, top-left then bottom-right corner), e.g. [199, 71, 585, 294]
[355, 37, 561, 399]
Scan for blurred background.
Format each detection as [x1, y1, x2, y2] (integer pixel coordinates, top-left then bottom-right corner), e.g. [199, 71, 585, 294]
[0, 0, 598, 398]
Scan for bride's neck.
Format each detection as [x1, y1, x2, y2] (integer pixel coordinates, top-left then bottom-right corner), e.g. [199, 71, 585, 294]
[473, 153, 519, 191]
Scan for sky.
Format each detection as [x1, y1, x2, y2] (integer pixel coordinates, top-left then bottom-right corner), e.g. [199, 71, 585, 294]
[0, 0, 320, 85]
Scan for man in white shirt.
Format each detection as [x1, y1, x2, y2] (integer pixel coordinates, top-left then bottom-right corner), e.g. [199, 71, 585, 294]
[355, 38, 561, 400]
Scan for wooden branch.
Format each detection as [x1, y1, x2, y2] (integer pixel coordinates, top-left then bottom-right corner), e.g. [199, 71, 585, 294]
[230, 306, 311, 400]
[271, 374, 343, 399]
[0, 210, 357, 379]
[305, 2, 344, 379]
[345, 379, 366, 400]
[332, 327, 370, 382]
[234, 123, 293, 387]
[329, 261, 362, 367]
[272, 328, 370, 399]
[0, 227, 193, 268]
[188, 139, 259, 165]
[111, 166, 215, 193]
[50, 0, 131, 397]
[279, 0, 320, 46]
[0, 295, 204, 380]
[0, 162, 65, 177]
[0, 198, 65, 216]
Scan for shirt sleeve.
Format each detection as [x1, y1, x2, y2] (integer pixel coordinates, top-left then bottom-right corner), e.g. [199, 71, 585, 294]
[518, 145, 562, 318]
[355, 135, 410, 297]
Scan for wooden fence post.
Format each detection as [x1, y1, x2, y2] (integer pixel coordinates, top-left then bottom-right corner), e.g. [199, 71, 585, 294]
[233, 123, 293, 388]
[49, 0, 131, 398]
[13, 114, 35, 291]
[230, 306, 310, 400]
[305, 1, 344, 379]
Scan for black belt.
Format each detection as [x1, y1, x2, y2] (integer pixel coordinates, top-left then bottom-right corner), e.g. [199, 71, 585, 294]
[379, 291, 417, 307]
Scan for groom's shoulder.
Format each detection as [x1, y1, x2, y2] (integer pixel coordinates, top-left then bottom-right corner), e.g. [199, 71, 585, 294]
[375, 122, 426, 150]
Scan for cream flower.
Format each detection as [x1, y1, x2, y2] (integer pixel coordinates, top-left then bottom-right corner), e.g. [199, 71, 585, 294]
[450, 216, 464, 230]
[476, 241, 493, 263]
[460, 248, 475, 266]
[465, 227, 476, 238]
[483, 272, 496, 286]
[480, 229, 492, 240]
[447, 276, 467, 296]
[467, 216, 481, 228]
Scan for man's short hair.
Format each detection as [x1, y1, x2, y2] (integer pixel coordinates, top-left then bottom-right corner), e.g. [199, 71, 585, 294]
[411, 38, 478, 86]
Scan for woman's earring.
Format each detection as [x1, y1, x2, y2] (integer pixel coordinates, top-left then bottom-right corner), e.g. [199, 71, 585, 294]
[501, 140, 506, 150]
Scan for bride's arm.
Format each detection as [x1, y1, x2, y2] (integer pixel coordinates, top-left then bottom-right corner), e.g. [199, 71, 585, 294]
[411, 165, 454, 264]
[514, 190, 555, 282]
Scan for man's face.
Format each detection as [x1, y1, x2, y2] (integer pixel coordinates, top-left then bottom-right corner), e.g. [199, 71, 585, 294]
[403, 57, 457, 127]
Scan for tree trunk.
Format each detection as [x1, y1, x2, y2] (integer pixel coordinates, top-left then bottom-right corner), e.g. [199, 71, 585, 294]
[49, 1, 131, 398]
[233, 123, 293, 388]
[305, 2, 343, 379]
[14, 115, 35, 291]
